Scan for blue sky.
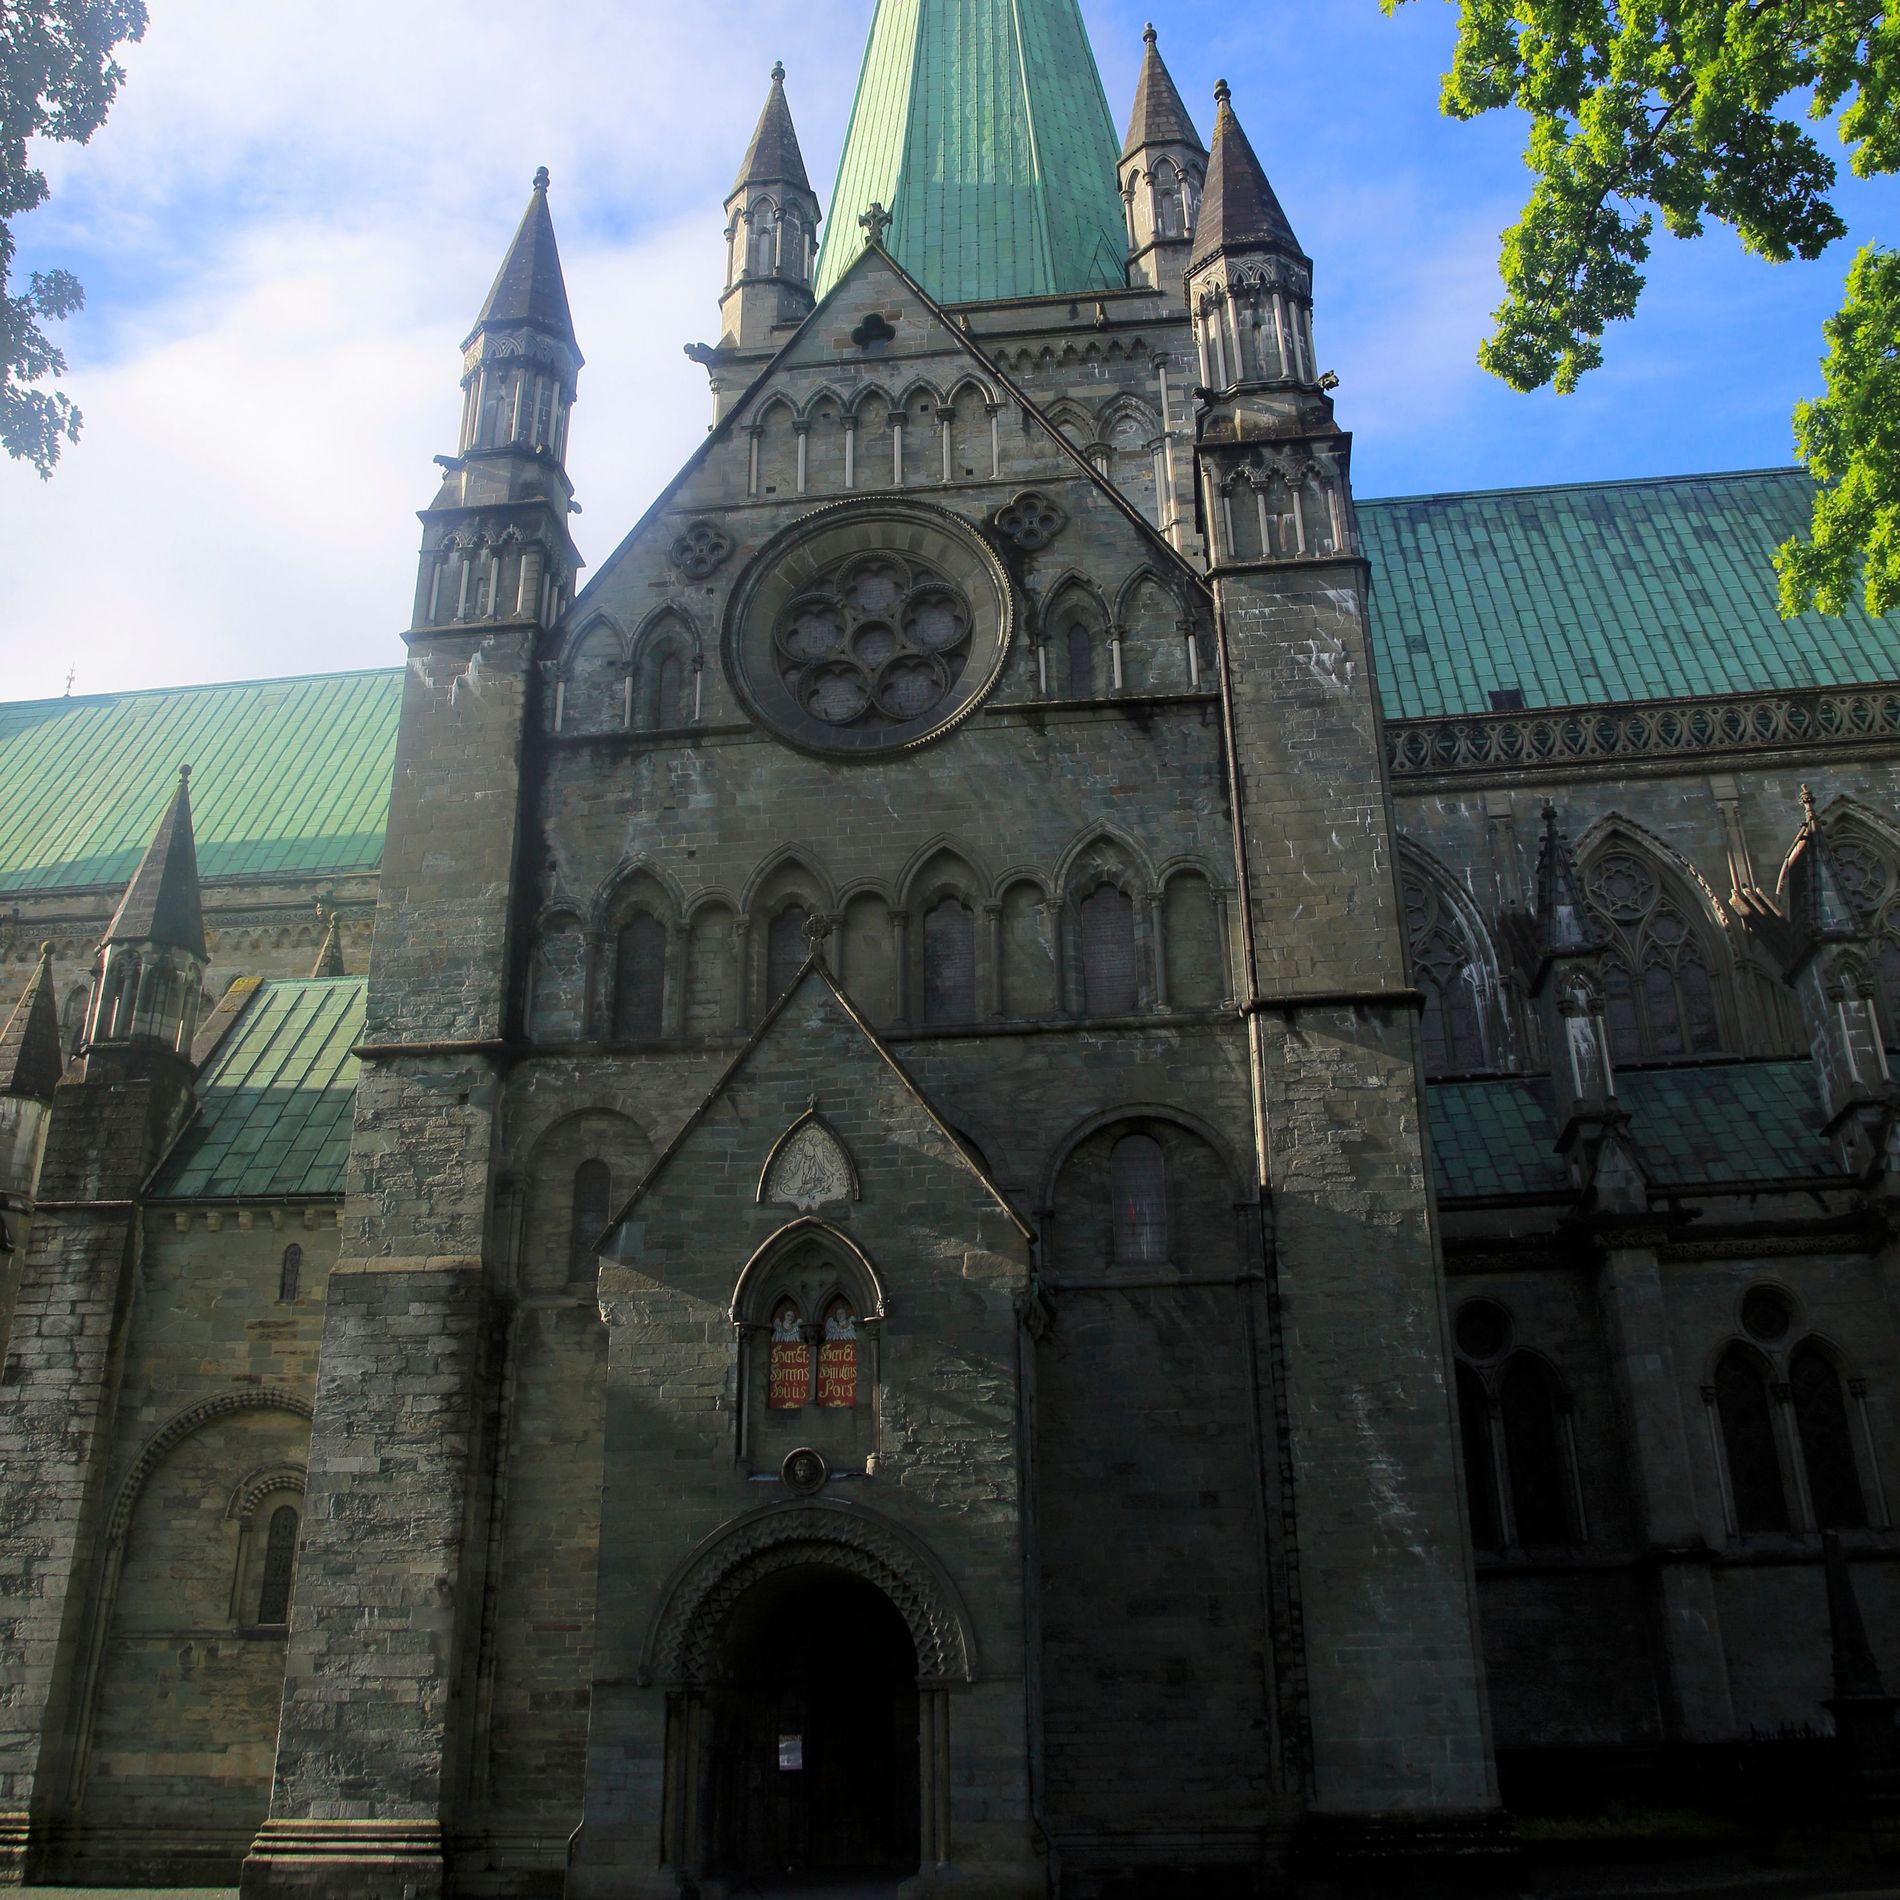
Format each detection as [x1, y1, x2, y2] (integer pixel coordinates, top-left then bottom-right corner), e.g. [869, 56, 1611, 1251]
[3, 0, 1892, 696]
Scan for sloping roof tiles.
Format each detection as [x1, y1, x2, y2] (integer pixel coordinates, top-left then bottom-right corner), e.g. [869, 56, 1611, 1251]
[1426, 1059, 1842, 1202]
[1360, 469, 1900, 720]
[814, 0, 1128, 305]
[1, 475, 1896, 907]
[150, 977, 363, 1201]
[0, 668, 401, 895]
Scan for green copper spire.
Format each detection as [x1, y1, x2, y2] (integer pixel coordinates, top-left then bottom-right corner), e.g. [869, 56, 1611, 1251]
[814, 0, 1127, 305]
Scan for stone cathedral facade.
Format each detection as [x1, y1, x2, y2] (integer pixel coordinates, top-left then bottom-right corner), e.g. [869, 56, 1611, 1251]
[1, 2, 1899, 1895]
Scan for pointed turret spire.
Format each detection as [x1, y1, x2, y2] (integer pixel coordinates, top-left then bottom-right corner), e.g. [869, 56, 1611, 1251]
[422, 170, 585, 636]
[0, 945, 64, 1103]
[718, 63, 822, 351]
[1123, 25, 1203, 161]
[1119, 24, 1206, 293]
[471, 167, 577, 352]
[735, 61, 812, 195]
[1190, 79, 1303, 270]
[310, 910, 345, 979]
[1787, 785, 1861, 944]
[104, 764, 206, 963]
[85, 765, 209, 1058]
[1535, 803, 1599, 960]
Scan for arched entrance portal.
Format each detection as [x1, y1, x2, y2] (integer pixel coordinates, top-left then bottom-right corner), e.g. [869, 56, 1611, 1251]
[709, 1567, 921, 1881]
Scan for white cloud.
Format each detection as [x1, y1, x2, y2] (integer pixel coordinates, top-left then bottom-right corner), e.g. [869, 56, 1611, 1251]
[1, 0, 859, 695]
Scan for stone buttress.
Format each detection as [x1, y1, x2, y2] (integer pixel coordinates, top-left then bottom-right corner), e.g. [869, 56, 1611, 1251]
[237, 174, 581, 1900]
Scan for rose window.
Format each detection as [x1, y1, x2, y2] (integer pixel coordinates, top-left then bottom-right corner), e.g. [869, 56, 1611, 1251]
[775, 557, 973, 731]
[726, 501, 1013, 757]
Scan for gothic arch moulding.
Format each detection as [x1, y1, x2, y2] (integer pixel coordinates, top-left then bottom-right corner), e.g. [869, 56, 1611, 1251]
[730, 1217, 888, 1326]
[642, 1498, 977, 1686]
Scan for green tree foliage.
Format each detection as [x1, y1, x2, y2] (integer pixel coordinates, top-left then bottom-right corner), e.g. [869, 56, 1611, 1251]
[1383, 1, 1898, 616]
[2, 0, 147, 478]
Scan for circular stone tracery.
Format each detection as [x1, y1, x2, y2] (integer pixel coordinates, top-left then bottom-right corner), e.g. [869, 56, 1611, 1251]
[776, 555, 974, 731]
[727, 503, 1014, 757]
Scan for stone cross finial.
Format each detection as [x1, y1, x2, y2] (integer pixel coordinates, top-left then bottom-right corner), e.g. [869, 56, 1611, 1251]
[859, 201, 892, 244]
[803, 914, 834, 950]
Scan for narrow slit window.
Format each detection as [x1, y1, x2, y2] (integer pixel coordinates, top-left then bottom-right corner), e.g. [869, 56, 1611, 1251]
[614, 913, 667, 1039]
[1080, 884, 1138, 1017]
[570, 1159, 611, 1281]
[767, 905, 810, 1005]
[1110, 1133, 1168, 1263]
[923, 897, 976, 1024]
[278, 1243, 302, 1304]
[769, 1301, 811, 1409]
[1715, 1346, 1789, 1534]
[257, 1505, 299, 1627]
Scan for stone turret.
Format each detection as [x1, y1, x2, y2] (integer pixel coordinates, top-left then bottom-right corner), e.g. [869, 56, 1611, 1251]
[84, 763, 207, 1066]
[1190, 75, 1505, 1873]
[720, 62, 821, 351]
[1120, 24, 1204, 294]
[414, 168, 584, 635]
[1186, 81, 1346, 568]
[1531, 804, 1644, 1206]
[1780, 787, 1895, 1171]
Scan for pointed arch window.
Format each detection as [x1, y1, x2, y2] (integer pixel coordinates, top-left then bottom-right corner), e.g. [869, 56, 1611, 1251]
[1403, 873, 1486, 1076]
[655, 653, 684, 728]
[817, 1299, 859, 1408]
[1080, 884, 1138, 1017]
[923, 896, 976, 1025]
[570, 1159, 611, 1281]
[1110, 1133, 1168, 1263]
[1457, 1360, 1503, 1552]
[256, 1505, 299, 1627]
[1499, 1355, 1571, 1547]
[767, 904, 810, 1006]
[1065, 621, 1096, 698]
[1714, 1345, 1789, 1534]
[613, 912, 667, 1039]
[1790, 1341, 1868, 1531]
[768, 1299, 811, 1408]
[1829, 826, 1900, 1042]
[1586, 850, 1724, 1060]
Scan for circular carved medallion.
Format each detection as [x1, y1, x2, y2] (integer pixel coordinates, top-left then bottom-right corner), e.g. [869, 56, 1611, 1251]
[781, 1447, 829, 1496]
[725, 502, 1014, 756]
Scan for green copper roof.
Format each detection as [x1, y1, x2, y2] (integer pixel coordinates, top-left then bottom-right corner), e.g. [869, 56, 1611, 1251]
[0, 669, 402, 895]
[151, 976, 364, 1201]
[1363, 469, 1900, 721]
[814, 0, 1128, 305]
[1426, 1059, 1840, 1201]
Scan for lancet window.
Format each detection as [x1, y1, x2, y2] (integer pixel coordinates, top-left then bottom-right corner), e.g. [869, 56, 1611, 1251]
[256, 1505, 299, 1627]
[1828, 824, 1900, 1040]
[569, 1159, 612, 1281]
[767, 904, 810, 1005]
[1110, 1134, 1168, 1264]
[278, 1244, 302, 1304]
[1712, 1281, 1880, 1538]
[1584, 849, 1723, 1060]
[923, 896, 976, 1025]
[613, 912, 667, 1039]
[1454, 1299, 1583, 1552]
[1403, 872, 1487, 1076]
[1079, 884, 1138, 1016]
